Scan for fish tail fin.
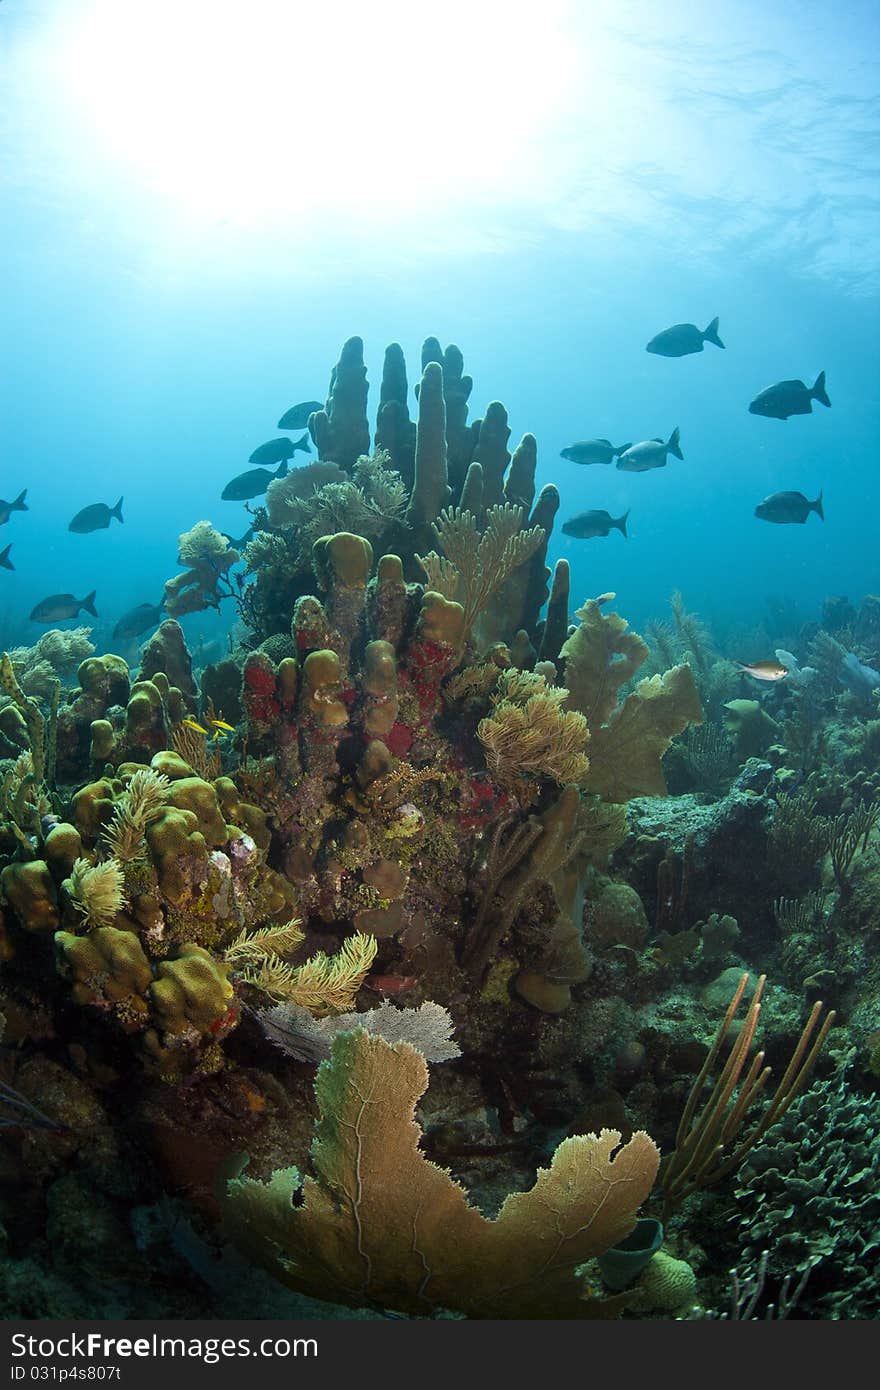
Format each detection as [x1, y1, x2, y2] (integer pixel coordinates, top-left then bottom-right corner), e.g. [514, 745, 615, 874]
[812, 371, 831, 408]
[667, 426, 684, 460]
[614, 442, 632, 457]
[111, 496, 124, 523]
[616, 510, 630, 538]
[81, 590, 98, 618]
[13, 489, 28, 512]
[703, 316, 724, 349]
[276, 460, 290, 479]
[0, 544, 14, 571]
[296, 433, 312, 452]
[813, 490, 824, 521]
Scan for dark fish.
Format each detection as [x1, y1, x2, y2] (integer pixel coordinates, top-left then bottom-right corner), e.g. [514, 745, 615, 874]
[749, 372, 830, 420]
[560, 439, 631, 466]
[30, 590, 98, 622]
[277, 401, 322, 430]
[112, 598, 165, 641]
[221, 525, 255, 551]
[754, 490, 824, 524]
[0, 489, 28, 525]
[646, 317, 724, 357]
[68, 497, 123, 533]
[616, 428, 683, 472]
[562, 509, 629, 540]
[0, 545, 13, 571]
[248, 435, 310, 466]
[221, 460, 289, 501]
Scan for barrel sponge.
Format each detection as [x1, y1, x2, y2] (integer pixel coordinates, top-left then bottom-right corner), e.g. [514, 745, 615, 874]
[55, 924, 152, 1016]
[166, 777, 228, 848]
[313, 532, 374, 590]
[145, 808, 207, 904]
[149, 944, 233, 1035]
[1, 860, 60, 932]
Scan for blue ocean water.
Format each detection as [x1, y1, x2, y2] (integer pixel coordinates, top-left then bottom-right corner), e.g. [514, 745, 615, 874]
[1, 0, 878, 653]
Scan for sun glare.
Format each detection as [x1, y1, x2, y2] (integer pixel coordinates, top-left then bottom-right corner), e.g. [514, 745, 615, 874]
[42, 0, 579, 227]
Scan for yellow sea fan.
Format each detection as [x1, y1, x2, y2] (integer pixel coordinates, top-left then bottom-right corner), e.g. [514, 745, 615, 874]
[224, 919, 305, 967]
[242, 932, 377, 1016]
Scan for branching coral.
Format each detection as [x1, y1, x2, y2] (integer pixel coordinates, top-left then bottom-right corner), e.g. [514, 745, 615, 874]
[418, 503, 544, 646]
[165, 522, 239, 618]
[660, 973, 834, 1219]
[477, 669, 589, 792]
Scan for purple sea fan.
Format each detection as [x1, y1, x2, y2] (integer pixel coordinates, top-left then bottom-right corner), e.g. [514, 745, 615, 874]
[256, 999, 461, 1065]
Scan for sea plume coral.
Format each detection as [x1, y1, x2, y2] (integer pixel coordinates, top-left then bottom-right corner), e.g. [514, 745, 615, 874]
[101, 768, 171, 862]
[418, 503, 544, 645]
[65, 856, 127, 928]
[477, 668, 589, 792]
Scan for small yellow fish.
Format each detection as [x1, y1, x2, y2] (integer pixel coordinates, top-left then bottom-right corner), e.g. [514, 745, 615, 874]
[182, 717, 209, 735]
[736, 660, 789, 682]
[209, 718, 235, 733]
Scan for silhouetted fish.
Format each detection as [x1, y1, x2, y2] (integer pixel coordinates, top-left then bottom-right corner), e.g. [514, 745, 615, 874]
[755, 490, 824, 524]
[560, 439, 631, 465]
[749, 372, 830, 419]
[616, 428, 683, 472]
[0, 545, 13, 571]
[646, 318, 724, 357]
[68, 497, 123, 533]
[30, 590, 98, 622]
[113, 599, 165, 641]
[248, 435, 310, 466]
[277, 401, 322, 430]
[222, 460, 289, 501]
[221, 526, 255, 551]
[0, 489, 28, 525]
[562, 509, 629, 539]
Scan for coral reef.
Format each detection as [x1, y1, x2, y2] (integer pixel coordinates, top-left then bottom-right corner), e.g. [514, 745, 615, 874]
[1, 336, 878, 1323]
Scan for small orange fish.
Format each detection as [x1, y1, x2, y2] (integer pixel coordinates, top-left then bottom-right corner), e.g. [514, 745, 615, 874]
[736, 659, 789, 682]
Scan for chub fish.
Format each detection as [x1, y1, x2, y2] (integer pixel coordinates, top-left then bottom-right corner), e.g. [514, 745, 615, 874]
[646, 318, 724, 357]
[560, 439, 631, 466]
[749, 372, 830, 419]
[755, 490, 823, 524]
[30, 590, 98, 622]
[616, 428, 683, 472]
[562, 509, 629, 539]
[68, 498, 124, 533]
